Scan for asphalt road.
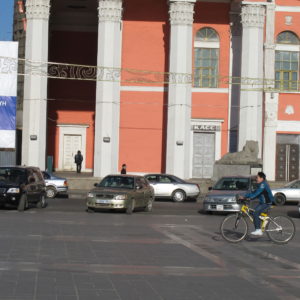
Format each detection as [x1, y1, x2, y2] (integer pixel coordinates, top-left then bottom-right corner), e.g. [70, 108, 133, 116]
[0, 194, 299, 300]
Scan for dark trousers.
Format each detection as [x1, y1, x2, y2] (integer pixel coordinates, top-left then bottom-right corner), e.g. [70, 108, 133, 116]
[253, 203, 270, 229]
[76, 163, 82, 173]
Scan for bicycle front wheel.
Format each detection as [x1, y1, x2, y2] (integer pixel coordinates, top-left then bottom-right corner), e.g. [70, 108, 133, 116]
[220, 214, 248, 243]
[266, 215, 295, 244]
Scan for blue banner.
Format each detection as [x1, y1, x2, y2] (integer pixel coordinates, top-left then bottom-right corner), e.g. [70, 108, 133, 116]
[0, 96, 16, 130]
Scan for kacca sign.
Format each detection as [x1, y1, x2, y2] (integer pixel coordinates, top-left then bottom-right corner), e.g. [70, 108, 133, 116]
[192, 124, 221, 132]
[0, 42, 18, 149]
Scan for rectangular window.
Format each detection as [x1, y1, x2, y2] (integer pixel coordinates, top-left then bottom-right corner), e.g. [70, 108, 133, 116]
[194, 48, 219, 88]
[275, 51, 299, 91]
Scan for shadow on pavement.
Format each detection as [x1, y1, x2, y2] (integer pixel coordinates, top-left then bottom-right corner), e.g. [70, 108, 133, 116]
[287, 210, 300, 219]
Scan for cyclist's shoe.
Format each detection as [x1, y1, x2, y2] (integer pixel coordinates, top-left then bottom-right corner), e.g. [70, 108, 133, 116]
[251, 229, 263, 236]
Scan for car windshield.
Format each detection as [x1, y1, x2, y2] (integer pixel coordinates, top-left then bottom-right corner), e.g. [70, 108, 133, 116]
[284, 180, 300, 188]
[213, 178, 249, 191]
[99, 176, 134, 189]
[0, 168, 26, 185]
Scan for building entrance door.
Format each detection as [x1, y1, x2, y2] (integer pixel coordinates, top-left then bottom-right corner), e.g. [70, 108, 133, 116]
[276, 144, 299, 181]
[63, 134, 82, 171]
[192, 132, 215, 178]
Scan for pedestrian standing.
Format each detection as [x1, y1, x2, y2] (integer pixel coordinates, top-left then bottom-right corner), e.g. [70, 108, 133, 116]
[121, 163, 127, 174]
[74, 150, 83, 173]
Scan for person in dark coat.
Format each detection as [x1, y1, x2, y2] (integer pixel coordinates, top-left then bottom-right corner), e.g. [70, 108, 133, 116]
[74, 150, 83, 173]
[121, 163, 127, 174]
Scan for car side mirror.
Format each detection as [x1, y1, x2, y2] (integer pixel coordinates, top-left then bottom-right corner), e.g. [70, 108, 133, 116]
[94, 183, 98, 187]
[208, 187, 212, 191]
[135, 185, 142, 190]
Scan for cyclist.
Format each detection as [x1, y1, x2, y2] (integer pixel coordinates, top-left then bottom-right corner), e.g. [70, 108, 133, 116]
[240, 172, 274, 236]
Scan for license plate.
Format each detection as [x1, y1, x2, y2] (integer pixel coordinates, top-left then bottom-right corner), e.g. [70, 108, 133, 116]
[216, 205, 223, 211]
[96, 199, 110, 204]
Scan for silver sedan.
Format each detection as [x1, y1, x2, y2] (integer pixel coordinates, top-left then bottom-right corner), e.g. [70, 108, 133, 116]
[144, 174, 200, 202]
[272, 180, 300, 206]
[42, 171, 68, 199]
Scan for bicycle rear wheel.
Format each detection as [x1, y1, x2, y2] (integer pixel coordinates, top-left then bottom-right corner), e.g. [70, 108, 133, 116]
[266, 215, 295, 244]
[220, 214, 248, 243]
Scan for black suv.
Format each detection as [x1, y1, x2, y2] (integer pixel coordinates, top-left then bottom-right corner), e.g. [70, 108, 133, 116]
[0, 166, 47, 211]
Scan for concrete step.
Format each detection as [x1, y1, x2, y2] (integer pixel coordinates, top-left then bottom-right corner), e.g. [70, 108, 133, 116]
[54, 172, 100, 190]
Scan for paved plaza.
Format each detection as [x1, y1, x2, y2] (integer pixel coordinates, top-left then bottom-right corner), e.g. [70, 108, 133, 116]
[0, 196, 299, 300]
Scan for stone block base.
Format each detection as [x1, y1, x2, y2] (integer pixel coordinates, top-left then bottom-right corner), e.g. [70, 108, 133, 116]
[213, 164, 262, 181]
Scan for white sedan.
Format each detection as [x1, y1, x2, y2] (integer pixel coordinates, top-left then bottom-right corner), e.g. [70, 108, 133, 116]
[144, 174, 200, 202]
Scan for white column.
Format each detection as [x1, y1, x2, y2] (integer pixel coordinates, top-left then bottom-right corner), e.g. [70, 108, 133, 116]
[22, 0, 50, 169]
[166, 0, 196, 179]
[94, 0, 123, 177]
[238, 4, 265, 156]
[263, 4, 277, 180]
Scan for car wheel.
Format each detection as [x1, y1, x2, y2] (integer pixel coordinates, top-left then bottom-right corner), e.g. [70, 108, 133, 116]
[144, 199, 153, 212]
[126, 199, 135, 214]
[18, 194, 27, 211]
[37, 194, 47, 208]
[86, 207, 94, 213]
[274, 193, 286, 206]
[172, 190, 186, 202]
[46, 187, 57, 199]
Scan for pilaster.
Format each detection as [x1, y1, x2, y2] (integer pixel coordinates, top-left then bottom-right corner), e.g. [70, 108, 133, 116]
[263, 3, 277, 180]
[228, 2, 242, 153]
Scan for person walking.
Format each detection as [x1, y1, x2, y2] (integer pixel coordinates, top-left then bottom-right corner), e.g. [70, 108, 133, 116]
[121, 164, 127, 174]
[74, 150, 83, 173]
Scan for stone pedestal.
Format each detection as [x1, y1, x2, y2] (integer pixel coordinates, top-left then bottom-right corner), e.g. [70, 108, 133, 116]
[213, 164, 262, 181]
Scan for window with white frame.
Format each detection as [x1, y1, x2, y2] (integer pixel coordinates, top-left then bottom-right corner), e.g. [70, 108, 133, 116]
[194, 27, 220, 88]
[275, 31, 300, 92]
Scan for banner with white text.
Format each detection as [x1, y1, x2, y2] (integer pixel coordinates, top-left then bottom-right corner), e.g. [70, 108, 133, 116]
[0, 42, 18, 149]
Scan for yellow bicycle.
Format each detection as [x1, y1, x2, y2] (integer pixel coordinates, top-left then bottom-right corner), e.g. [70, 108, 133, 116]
[220, 198, 295, 244]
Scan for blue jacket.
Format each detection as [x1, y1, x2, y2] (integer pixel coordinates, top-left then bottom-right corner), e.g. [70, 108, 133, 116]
[244, 180, 274, 205]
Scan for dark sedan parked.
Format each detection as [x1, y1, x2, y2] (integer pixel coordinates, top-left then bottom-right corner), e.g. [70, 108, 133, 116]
[203, 176, 257, 213]
[86, 175, 154, 214]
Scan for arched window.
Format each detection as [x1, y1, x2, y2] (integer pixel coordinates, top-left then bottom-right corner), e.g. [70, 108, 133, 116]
[194, 27, 220, 88]
[275, 31, 300, 91]
[276, 31, 299, 45]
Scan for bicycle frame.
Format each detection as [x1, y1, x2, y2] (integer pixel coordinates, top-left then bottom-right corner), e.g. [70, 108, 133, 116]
[239, 204, 282, 232]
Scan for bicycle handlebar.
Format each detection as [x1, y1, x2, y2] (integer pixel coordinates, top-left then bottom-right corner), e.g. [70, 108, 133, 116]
[236, 196, 251, 205]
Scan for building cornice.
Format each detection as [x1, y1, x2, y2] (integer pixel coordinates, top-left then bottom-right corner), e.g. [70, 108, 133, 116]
[25, 0, 50, 20]
[169, 0, 196, 26]
[276, 6, 300, 13]
[98, 0, 123, 23]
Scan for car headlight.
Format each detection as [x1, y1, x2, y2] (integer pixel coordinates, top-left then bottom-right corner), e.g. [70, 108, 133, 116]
[114, 195, 127, 200]
[87, 192, 95, 198]
[204, 197, 214, 203]
[227, 197, 236, 203]
[7, 188, 20, 194]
